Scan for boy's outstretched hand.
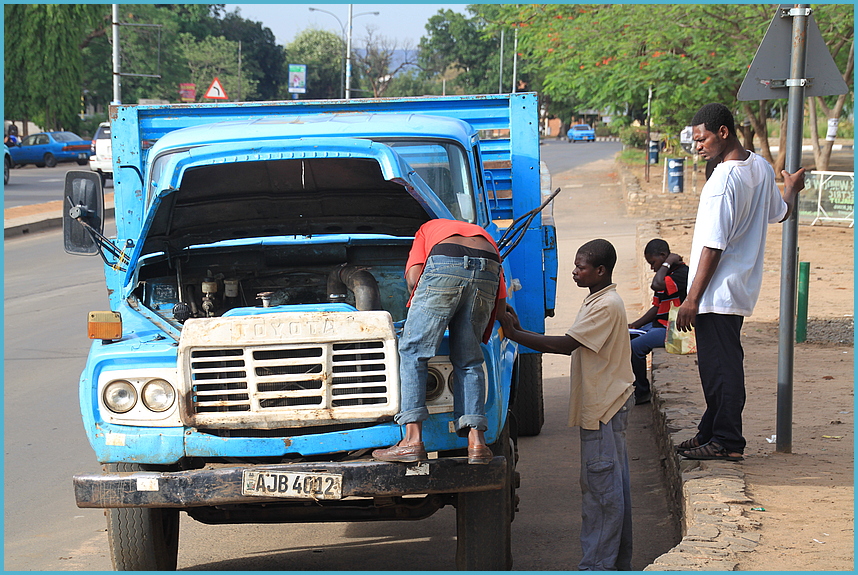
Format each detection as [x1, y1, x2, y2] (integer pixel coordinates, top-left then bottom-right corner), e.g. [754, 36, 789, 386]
[499, 303, 521, 336]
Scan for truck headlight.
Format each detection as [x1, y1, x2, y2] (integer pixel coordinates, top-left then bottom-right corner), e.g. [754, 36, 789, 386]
[103, 380, 137, 413]
[141, 379, 176, 412]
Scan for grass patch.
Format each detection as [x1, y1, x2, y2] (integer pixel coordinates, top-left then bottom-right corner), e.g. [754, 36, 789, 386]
[618, 147, 648, 166]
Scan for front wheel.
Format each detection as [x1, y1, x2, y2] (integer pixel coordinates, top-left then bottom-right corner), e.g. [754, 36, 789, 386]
[105, 463, 180, 570]
[43, 153, 57, 168]
[511, 353, 544, 436]
[4, 157, 10, 185]
[455, 420, 516, 570]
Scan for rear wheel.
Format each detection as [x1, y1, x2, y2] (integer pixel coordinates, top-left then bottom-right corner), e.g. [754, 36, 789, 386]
[511, 353, 544, 436]
[43, 153, 57, 168]
[455, 420, 516, 570]
[105, 463, 180, 571]
[76, 157, 88, 165]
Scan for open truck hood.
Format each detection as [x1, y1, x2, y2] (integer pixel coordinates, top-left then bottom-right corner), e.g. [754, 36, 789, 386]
[125, 137, 452, 285]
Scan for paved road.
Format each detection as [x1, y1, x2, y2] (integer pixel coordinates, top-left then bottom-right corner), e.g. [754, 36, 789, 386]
[3, 141, 679, 570]
[4, 164, 113, 209]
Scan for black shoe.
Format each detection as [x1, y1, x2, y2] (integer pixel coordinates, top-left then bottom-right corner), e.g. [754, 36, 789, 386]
[634, 391, 652, 405]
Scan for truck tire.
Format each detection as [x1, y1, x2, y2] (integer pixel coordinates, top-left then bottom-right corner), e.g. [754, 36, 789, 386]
[455, 420, 515, 570]
[511, 353, 544, 436]
[105, 463, 179, 571]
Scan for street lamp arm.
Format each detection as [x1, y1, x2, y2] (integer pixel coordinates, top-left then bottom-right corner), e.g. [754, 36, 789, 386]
[308, 7, 345, 35]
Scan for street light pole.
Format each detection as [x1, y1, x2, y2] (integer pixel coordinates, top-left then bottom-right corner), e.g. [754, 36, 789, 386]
[308, 7, 346, 99]
[346, 4, 354, 100]
[309, 5, 378, 100]
[111, 4, 121, 105]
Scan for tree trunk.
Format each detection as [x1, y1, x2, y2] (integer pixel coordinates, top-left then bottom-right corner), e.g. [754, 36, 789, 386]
[773, 108, 787, 177]
[744, 101, 772, 163]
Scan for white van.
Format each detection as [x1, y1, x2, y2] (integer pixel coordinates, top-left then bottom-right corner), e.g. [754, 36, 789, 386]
[88, 122, 112, 185]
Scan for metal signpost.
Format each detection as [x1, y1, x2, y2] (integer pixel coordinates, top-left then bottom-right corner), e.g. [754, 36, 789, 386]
[737, 4, 848, 453]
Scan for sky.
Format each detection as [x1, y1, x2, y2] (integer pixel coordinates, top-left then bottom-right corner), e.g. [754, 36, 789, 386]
[225, 4, 469, 47]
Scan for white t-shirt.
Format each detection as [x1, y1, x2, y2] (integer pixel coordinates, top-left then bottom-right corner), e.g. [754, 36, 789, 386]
[688, 152, 787, 316]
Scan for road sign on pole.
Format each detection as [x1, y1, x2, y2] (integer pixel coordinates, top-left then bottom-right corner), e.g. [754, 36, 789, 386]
[204, 77, 228, 100]
[738, 6, 848, 100]
[738, 5, 848, 455]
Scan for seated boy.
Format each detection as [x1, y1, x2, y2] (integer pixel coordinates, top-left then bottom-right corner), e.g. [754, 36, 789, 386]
[628, 239, 688, 404]
[499, 238, 634, 570]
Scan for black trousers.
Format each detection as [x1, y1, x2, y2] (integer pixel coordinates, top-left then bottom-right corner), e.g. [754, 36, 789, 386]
[694, 313, 746, 453]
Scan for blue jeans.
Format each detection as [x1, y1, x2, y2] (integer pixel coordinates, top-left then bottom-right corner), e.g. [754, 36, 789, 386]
[630, 323, 665, 396]
[395, 254, 500, 435]
[579, 394, 634, 571]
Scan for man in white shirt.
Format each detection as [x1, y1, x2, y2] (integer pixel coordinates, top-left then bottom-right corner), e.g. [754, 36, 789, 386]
[675, 103, 805, 461]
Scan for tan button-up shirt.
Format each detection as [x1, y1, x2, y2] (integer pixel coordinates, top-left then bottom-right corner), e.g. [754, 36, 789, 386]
[565, 284, 634, 430]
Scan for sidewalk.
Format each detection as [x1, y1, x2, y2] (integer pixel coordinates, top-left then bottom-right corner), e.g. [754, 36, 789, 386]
[4, 193, 114, 238]
[622, 161, 854, 571]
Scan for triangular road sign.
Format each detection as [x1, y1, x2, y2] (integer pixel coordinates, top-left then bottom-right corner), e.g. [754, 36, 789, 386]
[738, 7, 849, 100]
[204, 77, 229, 100]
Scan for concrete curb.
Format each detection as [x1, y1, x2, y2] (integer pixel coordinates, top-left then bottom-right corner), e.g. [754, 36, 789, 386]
[5, 201, 114, 238]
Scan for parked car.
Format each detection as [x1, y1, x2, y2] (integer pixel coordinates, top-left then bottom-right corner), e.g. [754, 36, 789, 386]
[4, 144, 11, 185]
[89, 122, 112, 184]
[8, 131, 92, 167]
[567, 124, 596, 143]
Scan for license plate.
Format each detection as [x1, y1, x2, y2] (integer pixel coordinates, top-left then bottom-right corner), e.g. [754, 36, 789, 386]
[242, 470, 343, 500]
[78, 153, 88, 159]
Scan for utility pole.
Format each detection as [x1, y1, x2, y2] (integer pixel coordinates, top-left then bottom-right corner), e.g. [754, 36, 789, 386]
[498, 29, 504, 94]
[238, 41, 242, 102]
[645, 86, 652, 183]
[511, 27, 518, 93]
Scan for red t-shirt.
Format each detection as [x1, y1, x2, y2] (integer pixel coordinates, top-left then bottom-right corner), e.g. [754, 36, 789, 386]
[406, 219, 507, 343]
[406, 219, 508, 299]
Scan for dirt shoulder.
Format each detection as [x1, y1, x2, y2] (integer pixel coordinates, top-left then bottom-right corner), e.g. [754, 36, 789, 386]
[624, 158, 854, 571]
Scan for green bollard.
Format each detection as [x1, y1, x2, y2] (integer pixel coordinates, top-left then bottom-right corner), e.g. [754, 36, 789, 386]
[796, 261, 810, 343]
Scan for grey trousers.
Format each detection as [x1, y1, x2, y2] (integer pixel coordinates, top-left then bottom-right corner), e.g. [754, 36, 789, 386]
[578, 394, 634, 571]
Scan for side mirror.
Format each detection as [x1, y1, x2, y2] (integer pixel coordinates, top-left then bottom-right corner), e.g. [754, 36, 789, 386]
[63, 170, 104, 255]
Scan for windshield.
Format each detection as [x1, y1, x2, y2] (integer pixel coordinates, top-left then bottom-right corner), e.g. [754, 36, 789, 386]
[378, 140, 475, 222]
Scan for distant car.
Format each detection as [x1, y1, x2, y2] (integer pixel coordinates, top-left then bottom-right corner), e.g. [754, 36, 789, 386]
[89, 122, 113, 184]
[567, 124, 596, 143]
[8, 131, 92, 168]
[4, 144, 11, 185]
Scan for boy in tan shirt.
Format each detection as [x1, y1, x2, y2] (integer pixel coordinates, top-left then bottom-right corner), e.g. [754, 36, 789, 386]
[500, 238, 634, 570]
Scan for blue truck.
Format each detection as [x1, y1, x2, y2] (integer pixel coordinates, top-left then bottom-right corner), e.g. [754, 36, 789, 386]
[64, 93, 557, 570]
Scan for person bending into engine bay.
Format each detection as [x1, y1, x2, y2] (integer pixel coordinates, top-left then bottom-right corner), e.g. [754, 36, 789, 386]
[372, 218, 507, 465]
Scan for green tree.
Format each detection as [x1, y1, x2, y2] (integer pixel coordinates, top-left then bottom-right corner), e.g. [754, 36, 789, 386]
[418, 8, 505, 95]
[384, 69, 443, 98]
[216, 9, 286, 101]
[5, 4, 103, 132]
[805, 6, 854, 171]
[496, 4, 853, 170]
[179, 33, 257, 102]
[282, 29, 343, 100]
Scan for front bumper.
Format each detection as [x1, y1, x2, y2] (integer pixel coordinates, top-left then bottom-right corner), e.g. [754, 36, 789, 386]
[74, 456, 506, 508]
